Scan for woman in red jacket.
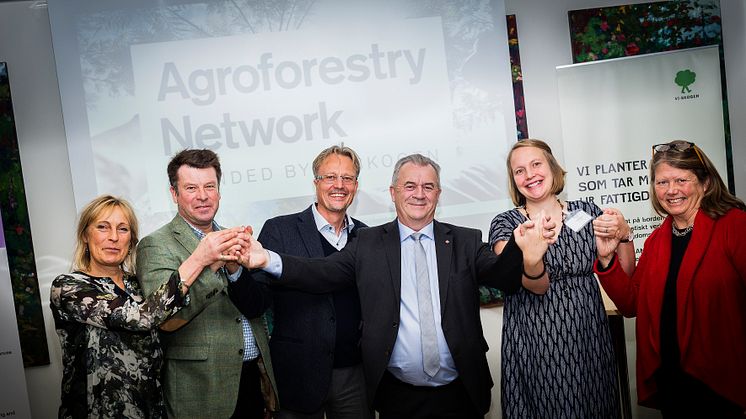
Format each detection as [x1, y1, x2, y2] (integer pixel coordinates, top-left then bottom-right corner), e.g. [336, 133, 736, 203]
[594, 140, 746, 417]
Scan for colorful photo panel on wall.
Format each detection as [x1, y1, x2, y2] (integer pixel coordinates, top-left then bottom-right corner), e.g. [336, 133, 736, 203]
[0, 62, 50, 367]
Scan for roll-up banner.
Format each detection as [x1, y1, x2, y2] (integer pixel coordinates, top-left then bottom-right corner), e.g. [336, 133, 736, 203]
[558, 46, 727, 255]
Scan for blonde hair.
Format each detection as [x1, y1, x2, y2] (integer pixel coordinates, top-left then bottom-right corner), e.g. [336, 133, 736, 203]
[506, 139, 567, 207]
[312, 145, 362, 178]
[72, 195, 139, 274]
[650, 140, 745, 218]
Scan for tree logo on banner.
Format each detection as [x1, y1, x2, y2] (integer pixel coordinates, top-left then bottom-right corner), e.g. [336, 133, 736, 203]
[675, 69, 696, 93]
[674, 69, 699, 101]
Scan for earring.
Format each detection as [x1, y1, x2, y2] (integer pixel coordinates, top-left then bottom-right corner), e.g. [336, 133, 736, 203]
[85, 246, 89, 254]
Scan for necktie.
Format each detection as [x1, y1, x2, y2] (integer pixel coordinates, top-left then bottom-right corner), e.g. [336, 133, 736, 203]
[412, 233, 440, 377]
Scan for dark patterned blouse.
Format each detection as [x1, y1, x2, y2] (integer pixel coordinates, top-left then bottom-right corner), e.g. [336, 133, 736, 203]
[50, 271, 186, 419]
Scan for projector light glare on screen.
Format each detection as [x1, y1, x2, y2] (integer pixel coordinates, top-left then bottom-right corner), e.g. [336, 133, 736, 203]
[48, 0, 516, 236]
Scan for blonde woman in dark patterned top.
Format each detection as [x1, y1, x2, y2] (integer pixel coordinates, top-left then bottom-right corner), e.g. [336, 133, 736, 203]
[488, 139, 636, 418]
[50, 195, 239, 418]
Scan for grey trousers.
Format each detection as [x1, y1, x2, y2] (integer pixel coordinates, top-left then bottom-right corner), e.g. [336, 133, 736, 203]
[275, 364, 373, 419]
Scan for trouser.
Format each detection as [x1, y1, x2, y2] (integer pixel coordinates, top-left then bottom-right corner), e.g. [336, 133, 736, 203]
[374, 371, 482, 419]
[231, 358, 265, 419]
[275, 364, 373, 419]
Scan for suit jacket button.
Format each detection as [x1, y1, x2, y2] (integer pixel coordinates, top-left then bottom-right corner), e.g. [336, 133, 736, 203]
[236, 317, 242, 323]
[239, 348, 244, 355]
[384, 350, 390, 356]
[392, 322, 398, 328]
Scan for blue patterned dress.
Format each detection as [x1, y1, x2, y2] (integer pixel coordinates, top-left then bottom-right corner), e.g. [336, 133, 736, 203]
[489, 200, 620, 418]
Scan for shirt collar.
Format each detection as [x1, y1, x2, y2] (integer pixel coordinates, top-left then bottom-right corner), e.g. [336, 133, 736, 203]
[397, 220, 434, 243]
[311, 203, 355, 234]
[181, 216, 220, 239]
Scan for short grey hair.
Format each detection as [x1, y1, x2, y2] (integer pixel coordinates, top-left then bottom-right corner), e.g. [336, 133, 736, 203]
[390, 154, 441, 187]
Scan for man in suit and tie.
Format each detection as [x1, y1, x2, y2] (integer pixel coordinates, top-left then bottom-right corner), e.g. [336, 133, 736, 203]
[137, 149, 278, 418]
[257, 145, 372, 419]
[248, 153, 551, 418]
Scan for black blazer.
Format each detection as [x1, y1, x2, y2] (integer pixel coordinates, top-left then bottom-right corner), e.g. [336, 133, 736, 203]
[277, 219, 523, 414]
[257, 206, 366, 413]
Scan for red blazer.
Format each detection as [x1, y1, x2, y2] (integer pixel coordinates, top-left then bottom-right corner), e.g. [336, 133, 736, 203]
[595, 208, 746, 409]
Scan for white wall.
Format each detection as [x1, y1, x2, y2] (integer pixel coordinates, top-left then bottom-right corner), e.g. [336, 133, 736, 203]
[722, 0, 746, 198]
[0, 2, 70, 419]
[0, 0, 744, 418]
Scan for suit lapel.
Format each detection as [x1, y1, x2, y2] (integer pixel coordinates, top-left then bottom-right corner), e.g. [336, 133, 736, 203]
[170, 215, 200, 254]
[383, 221, 403, 302]
[433, 221, 452, 314]
[643, 217, 672, 355]
[297, 206, 325, 258]
[676, 210, 714, 353]
[170, 215, 230, 291]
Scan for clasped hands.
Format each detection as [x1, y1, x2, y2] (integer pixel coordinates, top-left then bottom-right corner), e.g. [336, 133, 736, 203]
[194, 226, 255, 273]
[514, 210, 557, 265]
[592, 207, 632, 264]
[194, 215, 562, 273]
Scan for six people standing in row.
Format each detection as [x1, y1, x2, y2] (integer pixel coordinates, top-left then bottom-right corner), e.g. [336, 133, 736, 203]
[51, 140, 746, 418]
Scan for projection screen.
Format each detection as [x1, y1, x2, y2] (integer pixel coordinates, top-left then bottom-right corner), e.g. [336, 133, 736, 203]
[48, 0, 516, 235]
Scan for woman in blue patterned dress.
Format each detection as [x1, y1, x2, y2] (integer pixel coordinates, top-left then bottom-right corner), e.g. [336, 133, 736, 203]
[50, 195, 211, 418]
[489, 140, 636, 418]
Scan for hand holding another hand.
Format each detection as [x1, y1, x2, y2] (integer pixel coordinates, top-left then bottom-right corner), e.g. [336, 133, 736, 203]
[231, 227, 270, 270]
[179, 228, 245, 288]
[194, 228, 242, 271]
[221, 226, 253, 273]
[592, 208, 630, 266]
[540, 213, 558, 245]
[592, 208, 630, 241]
[515, 210, 550, 266]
